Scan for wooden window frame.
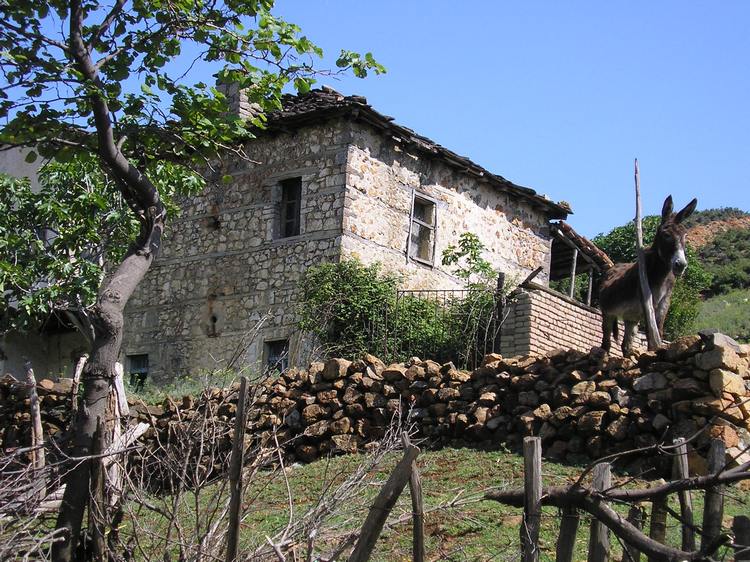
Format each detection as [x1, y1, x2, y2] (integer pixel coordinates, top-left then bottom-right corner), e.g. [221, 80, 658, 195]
[279, 177, 302, 239]
[407, 191, 438, 266]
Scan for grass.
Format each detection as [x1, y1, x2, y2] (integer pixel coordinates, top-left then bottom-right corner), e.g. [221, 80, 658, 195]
[121, 447, 750, 561]
[695, 288, 750, 342]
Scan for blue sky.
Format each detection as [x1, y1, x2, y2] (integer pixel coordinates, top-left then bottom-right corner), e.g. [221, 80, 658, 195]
[274, 1, 750, 238]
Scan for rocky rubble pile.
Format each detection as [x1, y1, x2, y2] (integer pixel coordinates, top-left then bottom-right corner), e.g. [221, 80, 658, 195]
[2, 332, 749, 479]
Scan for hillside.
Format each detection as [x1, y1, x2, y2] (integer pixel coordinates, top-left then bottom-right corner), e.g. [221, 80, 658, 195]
[682, 208, 750, 341]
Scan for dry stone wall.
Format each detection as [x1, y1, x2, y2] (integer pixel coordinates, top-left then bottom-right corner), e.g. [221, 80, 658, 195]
[4, 333, 749, 485]
[501, 282, 647, 358]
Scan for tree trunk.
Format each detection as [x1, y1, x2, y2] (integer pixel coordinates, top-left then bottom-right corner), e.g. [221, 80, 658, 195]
[53, 244, 159, 561]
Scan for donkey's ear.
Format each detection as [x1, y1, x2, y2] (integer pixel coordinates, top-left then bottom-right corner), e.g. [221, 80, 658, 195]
[661, 195, 674, 221]
[674, 198, 698, 223]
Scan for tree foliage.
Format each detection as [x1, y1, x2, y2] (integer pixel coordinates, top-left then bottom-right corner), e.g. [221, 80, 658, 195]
[698, 227, 750, 295]
[593, 216, 712, 339]
[0, 1, 384, 557]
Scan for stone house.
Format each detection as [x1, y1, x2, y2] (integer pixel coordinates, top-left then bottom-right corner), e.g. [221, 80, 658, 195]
[119, 88, 574, 381]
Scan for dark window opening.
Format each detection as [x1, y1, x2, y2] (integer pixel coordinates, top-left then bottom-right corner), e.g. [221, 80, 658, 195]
[279, 177, 302, 238]
[265, 339, 290, 373]
[409, 195, 437, 264]
[127, 354, 149, 391]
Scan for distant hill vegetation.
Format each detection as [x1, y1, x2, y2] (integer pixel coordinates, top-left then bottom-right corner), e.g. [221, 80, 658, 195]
[682, 207, 750, 341]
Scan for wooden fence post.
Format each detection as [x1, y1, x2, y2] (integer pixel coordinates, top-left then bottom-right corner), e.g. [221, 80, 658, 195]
[348, 443, 420, 562]
[672, 437, 695, 551]
[521, 436, 542, 562]
[647, 493, 667, 562]
[733, 516, 750, 561]
[403, 433, 425, 562]
[225, 376, 249, 562]
[588, 463, 611, 562]
[624, 505, 642, 562]
[555, 505, 580, 562]
[701, 439, 726, 551]
[24, 361, 45, 472]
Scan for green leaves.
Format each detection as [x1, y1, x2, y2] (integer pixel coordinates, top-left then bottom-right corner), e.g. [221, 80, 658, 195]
[442, 232, 496, 288]
[0, 158, 139, 333]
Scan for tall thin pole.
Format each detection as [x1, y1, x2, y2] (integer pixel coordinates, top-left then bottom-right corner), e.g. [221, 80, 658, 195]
[634, 159, 662, 350]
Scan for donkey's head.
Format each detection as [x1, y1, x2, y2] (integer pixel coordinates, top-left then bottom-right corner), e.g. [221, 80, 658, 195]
[654, 195, 698, 276]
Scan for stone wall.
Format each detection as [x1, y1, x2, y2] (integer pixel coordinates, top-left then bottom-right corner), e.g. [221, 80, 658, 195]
[341, 125, 552, 291]
[6, 333, 749, 483]
[501, 282, 647, 358]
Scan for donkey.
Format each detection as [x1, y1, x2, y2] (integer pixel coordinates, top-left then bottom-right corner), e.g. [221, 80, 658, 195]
[599, 195, 697, 355]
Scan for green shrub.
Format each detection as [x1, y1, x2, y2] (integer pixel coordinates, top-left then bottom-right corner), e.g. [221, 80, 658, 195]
[297, 259, 397, 358]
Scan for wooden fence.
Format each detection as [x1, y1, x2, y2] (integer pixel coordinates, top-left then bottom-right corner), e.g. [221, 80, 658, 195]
[490, 436, 750, 562]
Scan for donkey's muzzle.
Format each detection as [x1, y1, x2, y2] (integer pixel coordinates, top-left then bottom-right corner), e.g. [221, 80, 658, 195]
[673, 260, 687, 276]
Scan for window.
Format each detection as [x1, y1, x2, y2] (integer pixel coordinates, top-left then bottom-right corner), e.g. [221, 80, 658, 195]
[409, 194, 437, 264]
[265, 339, 290, 373]
[279, 177, 302, 238]
[127, 354, 149, 390]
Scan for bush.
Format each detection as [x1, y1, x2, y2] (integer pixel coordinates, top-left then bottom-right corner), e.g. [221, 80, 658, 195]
[298, 256, 502, 366]
[297, 259, 398, 358]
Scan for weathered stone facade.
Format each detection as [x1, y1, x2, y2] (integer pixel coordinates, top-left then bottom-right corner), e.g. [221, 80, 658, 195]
[121, 90, 569, 381]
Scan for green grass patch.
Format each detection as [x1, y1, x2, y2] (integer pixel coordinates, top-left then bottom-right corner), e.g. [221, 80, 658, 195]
[120, 447, 750, 561]
[695, 288, 750, 342]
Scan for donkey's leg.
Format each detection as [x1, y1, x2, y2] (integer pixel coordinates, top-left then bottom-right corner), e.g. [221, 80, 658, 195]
[621, 320, 637, 356]
[655, 293, 673, 338]
[601, 314, 612, 351]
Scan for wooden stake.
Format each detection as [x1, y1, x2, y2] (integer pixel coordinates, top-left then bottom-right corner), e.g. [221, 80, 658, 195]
[70, 354, 87, 414]
[588, 463, 611, 562]
[624, 505, 643, 562]
[555, 505, 580, 562]
[226, 376, 249, 562]
[521, 437, 543, 562]
[647, 495, 668, 562]
[672, 438, 695, 551]
[402, 433, 425, 562]
[348, 443, 420, 562]
[733, 516, 750, 561]
[634, 159, 662, 350]
[701, 439, 726, 550]
[24, 361, 45, 471]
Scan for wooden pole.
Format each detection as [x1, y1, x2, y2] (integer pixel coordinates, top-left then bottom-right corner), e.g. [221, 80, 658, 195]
[634, 159, 662, 350]
[586, 271, 594, 306]
[568, 248, 578, 299]
[733, 516, 750, 561]
[624, 505, 643, 562]
[521, 436, 542, 562]
[588, 463, 611, 562]
[348, 443, 420, 562]
[70, 354, 87, 414]
[402, 433, 425, 562]
[24, 361, 45, 471]
[555, 505, 580, 562]
[225, 376, 249, 562]
[701, 439, 726, 551]
[672, 438, 695, 551]
[647, 495, 668, 562]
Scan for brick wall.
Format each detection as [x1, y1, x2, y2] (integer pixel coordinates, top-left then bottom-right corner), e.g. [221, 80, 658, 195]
[501, 282, 646, 358]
